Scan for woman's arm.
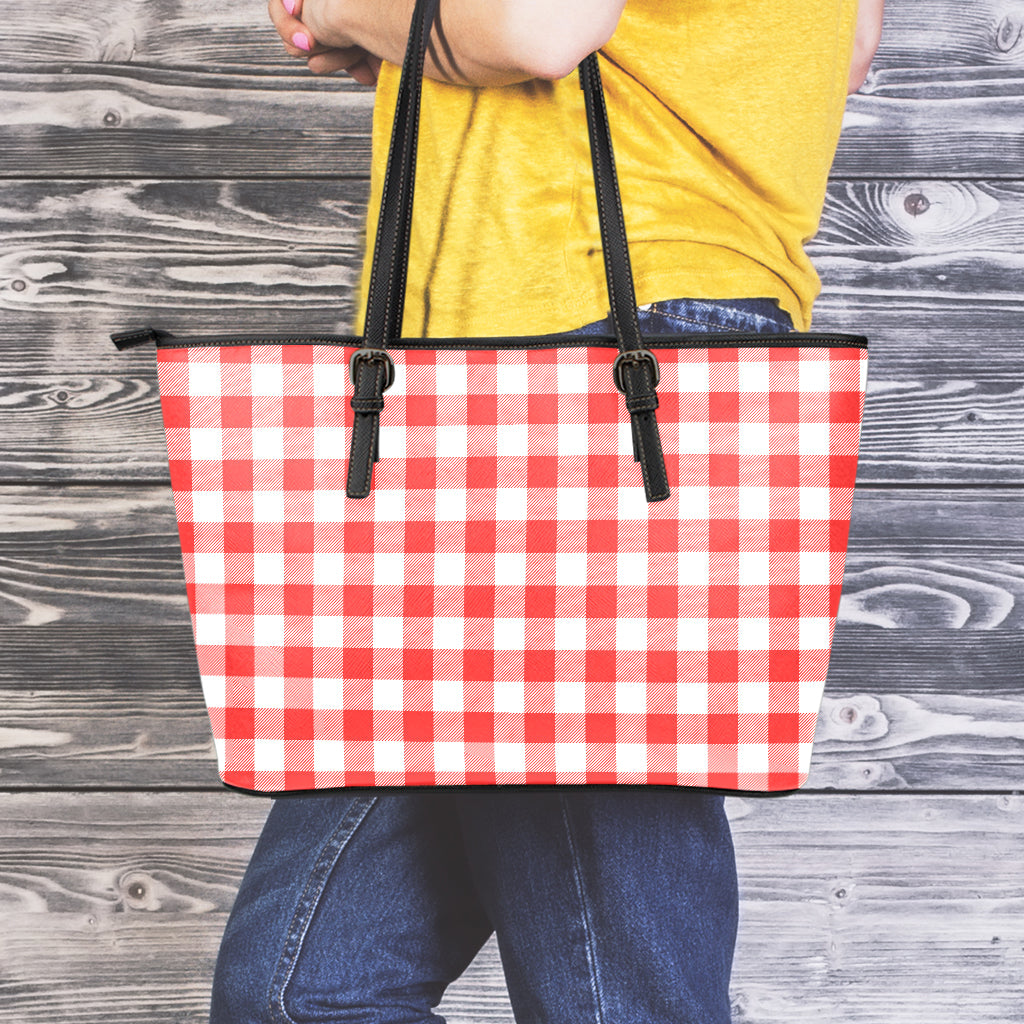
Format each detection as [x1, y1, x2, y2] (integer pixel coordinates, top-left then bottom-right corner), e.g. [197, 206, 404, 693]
[848, 0, 885, 93]
[269, 0, 628, 86]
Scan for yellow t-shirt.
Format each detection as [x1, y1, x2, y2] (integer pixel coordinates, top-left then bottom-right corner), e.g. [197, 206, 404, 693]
[357, 0, 857, 335]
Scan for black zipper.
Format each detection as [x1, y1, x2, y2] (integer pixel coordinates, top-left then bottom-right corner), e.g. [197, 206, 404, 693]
[112, 327, 868, 352]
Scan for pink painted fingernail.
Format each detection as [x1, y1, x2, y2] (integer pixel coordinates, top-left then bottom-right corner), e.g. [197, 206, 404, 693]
[292, 31, 312, 51]
[283, 0, 296, 13]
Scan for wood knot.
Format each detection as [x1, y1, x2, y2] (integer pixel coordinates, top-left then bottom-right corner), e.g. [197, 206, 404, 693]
[119, 871, 157, 909]
[996, 15, 1022, 53]
[904, 193, 930, 217]
[11, 280, 26, 292]
[103, 110, 122, 127]
[729, 992, 750, 1021]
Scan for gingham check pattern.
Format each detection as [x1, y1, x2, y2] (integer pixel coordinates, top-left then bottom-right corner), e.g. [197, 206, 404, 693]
[158, 342, 867, 791]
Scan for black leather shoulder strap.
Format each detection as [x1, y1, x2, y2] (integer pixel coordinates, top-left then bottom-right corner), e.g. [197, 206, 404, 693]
[361, 0, 440, 351]
[348, 0, 668, 501]
[579, 53, 668, 500]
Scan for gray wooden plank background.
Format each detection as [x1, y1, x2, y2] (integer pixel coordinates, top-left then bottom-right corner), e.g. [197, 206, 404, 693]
[2, 0, 1023, 1021]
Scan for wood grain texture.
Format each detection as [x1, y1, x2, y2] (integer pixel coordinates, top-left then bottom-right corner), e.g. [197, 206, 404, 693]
[3, 360, 1020, 482]
[872, 0, 1024, 68]
[0, 628, 212, 788]
[0, 67, 375, 178]
[6, 303, 1021, 374]
[11, 179, 1023, 326]
[836, 72, 1024, 177]
[0, 792, 260, 1024]
[1, 485, 1022, 791]
[2, 485, 1024, 625]
[5, 0, 1022, 70]
[0, 179, 365, 327]
[2, 178, 1023, 482]
[1, 1, 1021, 1019]
[835, 0, 1024, 176]
[3, 626, 1022, 791]
[0, 0, 289, 68]
[0, 63, 1019, 178]
[0, 487, 185, 626]
[1, 792, 1022, 1024]
[724, 793, 1024, 1024]
[813, 180, 1024, 302]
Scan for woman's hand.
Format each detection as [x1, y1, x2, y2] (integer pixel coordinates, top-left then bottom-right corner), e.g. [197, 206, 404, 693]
[268, 0, 627, 87]
[268, 0, 382, 85]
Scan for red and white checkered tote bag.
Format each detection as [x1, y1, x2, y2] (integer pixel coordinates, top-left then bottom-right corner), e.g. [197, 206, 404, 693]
[113, 0, 867, 792]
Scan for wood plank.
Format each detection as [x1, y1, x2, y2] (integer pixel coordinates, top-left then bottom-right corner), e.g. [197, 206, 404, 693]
[4, 0, 1022, 179]
[0, 791, 262, 1024]
[0, 68, 375, 178]
[1, 486, 1023, 791]
[5, 299, 1022, 373]
[837, 0, 1024, 179]
[0, 0, 293, 68]
[1, 61, 1022, 177]
[872, 0, 1024, 69]
[1, 792, 1022, 1024]
[2, 178, 1024, 482]
[724, 793, 1024, 1024]
[0, 487, 186, 626]
[0, 179, 366, 328]
[2, 625, 1022, 791]
[3, 359, 1020, 483]
[835, 70, 1024, 177]
[0, 628, 214, 788]
[3, 486, 1024, 625]
[813, 180, 1024, 302]
[2, 0, 1014, 71]
[8, 178, 1023, 325]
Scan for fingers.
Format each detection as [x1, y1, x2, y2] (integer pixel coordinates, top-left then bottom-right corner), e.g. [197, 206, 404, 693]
[268, 0, 376, 82]
[307, 49, 380, 84]
[268, 0, 323, 58]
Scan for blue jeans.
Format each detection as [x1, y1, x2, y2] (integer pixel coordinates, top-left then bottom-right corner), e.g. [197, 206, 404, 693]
[210, 297, 793, 1024]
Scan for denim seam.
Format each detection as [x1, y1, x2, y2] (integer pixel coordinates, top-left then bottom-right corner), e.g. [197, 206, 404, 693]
[646, 305, 787, 334]
[267, 796, 379, 1024]
[558, 795, 607, 1024]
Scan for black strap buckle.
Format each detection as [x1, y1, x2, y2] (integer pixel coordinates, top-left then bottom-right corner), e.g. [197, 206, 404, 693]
[612, 348, 660, 394]
[349, 347, 396, 391]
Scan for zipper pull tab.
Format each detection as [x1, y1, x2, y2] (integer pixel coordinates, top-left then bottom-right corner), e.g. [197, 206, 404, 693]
[110, 327, 173, 351]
